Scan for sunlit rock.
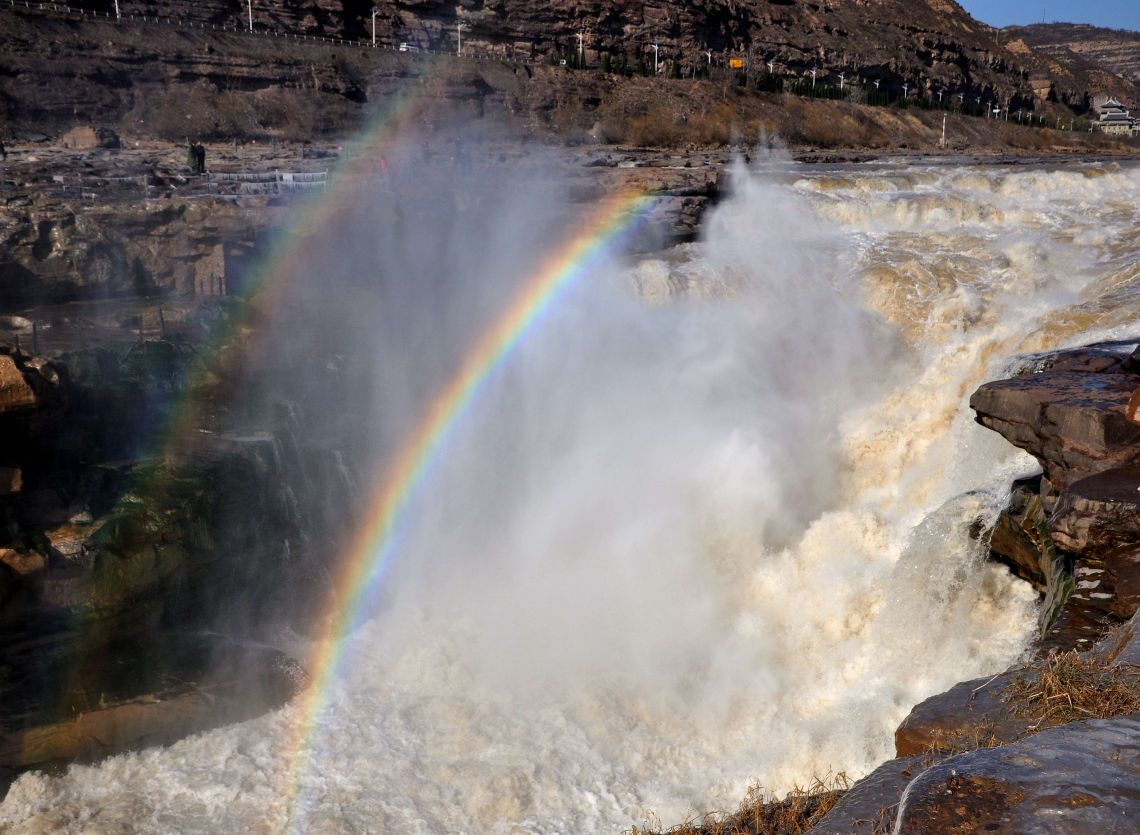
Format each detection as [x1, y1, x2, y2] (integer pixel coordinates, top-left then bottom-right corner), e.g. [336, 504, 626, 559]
[894, 715, 1140, 834]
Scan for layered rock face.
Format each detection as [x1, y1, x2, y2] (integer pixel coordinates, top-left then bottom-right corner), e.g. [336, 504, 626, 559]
[1, 0, 1132, 142]
[971, 344, 1140, 649]
[1009, 23, 1140, 86]
[1, 192, 276, 309]
[78, 0, 1117, 107]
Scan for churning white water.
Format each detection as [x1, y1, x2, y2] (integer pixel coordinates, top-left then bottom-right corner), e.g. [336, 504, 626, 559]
[5, 155, 1140, 834]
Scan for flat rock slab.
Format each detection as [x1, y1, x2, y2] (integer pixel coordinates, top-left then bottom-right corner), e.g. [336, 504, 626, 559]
[0, 637, 307, 772]
[971, 372, 1140, 488]
[894, 714, 1140, 834]
[806, 755, 926, 834]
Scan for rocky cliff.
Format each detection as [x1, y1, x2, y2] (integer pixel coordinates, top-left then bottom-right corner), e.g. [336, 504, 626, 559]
[1, 0, 1136, 143]
[1008, 22, 1140, 88]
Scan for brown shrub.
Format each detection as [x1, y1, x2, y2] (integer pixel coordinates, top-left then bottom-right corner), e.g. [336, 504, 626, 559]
[629, 773, 850, 835]
[1004, 649, 1140, 730]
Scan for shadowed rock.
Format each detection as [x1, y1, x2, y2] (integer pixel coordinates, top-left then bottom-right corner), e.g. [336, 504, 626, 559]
[1049, 467, 1140, 621]
[0, 636, 307, 773]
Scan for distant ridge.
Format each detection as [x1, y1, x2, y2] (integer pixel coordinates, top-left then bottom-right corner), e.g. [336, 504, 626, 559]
[1006, 23, 1140, 87]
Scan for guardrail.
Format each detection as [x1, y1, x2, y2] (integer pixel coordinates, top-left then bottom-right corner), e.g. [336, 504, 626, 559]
[49, 172, 150, 201]
[207, 169, 328, 196]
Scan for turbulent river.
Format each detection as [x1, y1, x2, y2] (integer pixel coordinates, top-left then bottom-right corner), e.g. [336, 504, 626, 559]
[3, 156, 1140, 833]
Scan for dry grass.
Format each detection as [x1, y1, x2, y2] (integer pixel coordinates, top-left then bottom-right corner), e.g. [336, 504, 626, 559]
[917, 718, 1005, 766]
[628, 773, 850, 835]
[1004, 649, 1140, 731]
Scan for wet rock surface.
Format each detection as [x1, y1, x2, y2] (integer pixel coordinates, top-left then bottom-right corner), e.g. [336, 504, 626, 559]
[894, 672, 1031, 759]
[806, 755, 925, 835]
[893, 714, 1140, 835]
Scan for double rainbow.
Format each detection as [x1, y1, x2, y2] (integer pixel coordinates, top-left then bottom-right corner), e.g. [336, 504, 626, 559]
[279, 185, 655, 827]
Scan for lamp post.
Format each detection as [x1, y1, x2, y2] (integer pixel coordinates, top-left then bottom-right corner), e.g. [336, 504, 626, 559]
[652, 41, 660, 75]
[838, 71, 846, 90]
[457, 21, 465, 56]
[372, 9, 378, 46]
[902, 82, 909, 99]
[113, 0, 119, 19]
[576, 29, 585, 66]
[811, 66, 817, 90]
[246, 0, 253, 33]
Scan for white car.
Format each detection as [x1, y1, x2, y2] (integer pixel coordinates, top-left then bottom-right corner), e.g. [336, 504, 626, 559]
[399, 42, 421, 52]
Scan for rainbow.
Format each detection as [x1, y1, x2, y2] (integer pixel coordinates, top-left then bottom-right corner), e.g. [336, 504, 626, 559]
[35, 73, 448, 763]
[155, 76, 441, 463]
[279, 185, 656, 828]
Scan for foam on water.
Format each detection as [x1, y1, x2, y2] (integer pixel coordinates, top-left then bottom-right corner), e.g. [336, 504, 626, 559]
[4, 158, 1140, 834]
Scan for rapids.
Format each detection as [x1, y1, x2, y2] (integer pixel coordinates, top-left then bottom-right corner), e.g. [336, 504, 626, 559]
[4, 156, 1140, 833]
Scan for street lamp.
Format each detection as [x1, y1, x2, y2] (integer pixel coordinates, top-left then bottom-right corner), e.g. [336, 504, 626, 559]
[457, 21, 464, 56]
[246, 0, 253, 32]
[766, 59, 775, 73]
[873, 79, 880, 90]
[811, 66, 817, 90]
[113, 0, 120, 19]
[838, 71, 846, 90]
[372, 8, 378, 47]
[651, 41, 660, 75]
[577, 29, 585, 65]
[902, 82, 909, 98]
[705, 50, 713, 66]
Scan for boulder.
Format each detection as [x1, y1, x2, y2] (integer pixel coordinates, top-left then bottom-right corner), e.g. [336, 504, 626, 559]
[894, 671, 1031, 758]
[893, 714, 1140, 834]
[970, 372, 1140, 489]
[0, 355, 36, 414]
[806, 755, 926, 834]
[59, 126, 99, 150]
[0, 467, 21, 496]
[1087, 607, 1140, 669]
[985, 475, 1048, 590]
[0, 549, 45, 577]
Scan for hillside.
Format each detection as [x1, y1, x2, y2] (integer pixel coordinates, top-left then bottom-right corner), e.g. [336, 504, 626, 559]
[1008, 23, 1140, 89]
[0, 2, 1137, 152]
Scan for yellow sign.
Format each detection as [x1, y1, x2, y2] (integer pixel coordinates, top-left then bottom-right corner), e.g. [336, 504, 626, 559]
[729, 58, 744, 69]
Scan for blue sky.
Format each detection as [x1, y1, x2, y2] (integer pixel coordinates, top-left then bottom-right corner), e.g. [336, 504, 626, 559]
[958, 1, 1140, 30]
